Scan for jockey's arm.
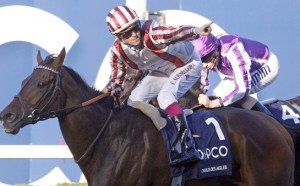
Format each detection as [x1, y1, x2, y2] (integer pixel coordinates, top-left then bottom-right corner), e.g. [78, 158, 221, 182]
[150, 21, 212, 46]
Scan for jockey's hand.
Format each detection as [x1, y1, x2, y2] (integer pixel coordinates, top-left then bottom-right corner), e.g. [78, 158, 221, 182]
[198, 93, 211, 108]
[194, 22, 213, 36]
[102, 85, 122, 97]
[111, 90, 122, 97]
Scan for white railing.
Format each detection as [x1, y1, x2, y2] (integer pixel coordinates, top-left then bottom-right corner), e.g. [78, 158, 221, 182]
[0, 145, 87, 185]
[0, 145, 73, 159]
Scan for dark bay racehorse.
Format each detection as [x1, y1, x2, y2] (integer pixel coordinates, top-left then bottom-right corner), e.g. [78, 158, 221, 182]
[0, 48, 295, 186]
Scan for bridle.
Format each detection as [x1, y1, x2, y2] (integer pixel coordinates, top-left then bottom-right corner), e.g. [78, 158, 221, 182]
[16, 65, 111, 124]
[15, 63, 113, 163]
[14, 65, 62, 125]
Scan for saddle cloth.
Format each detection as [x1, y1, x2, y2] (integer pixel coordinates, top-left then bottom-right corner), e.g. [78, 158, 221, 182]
[265, 99, 300, 126]
[160, 110, 232, 181]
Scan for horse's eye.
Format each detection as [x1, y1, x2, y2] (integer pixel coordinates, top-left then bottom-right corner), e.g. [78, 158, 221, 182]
[37, 82, 44, 88]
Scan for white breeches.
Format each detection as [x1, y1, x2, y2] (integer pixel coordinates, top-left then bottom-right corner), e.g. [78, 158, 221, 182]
[127, 52, 203, 109]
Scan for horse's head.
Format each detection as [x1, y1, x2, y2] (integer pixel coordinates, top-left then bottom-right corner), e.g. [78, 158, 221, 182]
[0, 48, 66, 134]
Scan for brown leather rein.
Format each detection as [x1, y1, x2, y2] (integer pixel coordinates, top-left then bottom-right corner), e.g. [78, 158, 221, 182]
[35, 92, 112, 120]
[81, 92, 111, 107]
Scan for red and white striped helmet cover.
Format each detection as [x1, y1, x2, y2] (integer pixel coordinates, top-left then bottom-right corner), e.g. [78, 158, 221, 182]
[106, 5, 139, 34]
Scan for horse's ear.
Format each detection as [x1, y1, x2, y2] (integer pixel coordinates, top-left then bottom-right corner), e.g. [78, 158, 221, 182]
[59, 47, 66, 61]
[53, 47, 66, 69]
[37, 50, 43, 65]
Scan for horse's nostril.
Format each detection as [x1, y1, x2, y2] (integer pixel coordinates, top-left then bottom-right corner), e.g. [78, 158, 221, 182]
[5, 113, 16, 123]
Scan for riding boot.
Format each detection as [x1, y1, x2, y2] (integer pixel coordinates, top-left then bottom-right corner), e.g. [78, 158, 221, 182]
[252, 101, 273, 116]
[170, 114, 201, 166]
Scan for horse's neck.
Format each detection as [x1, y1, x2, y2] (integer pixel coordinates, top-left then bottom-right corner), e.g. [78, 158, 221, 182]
[58, 70, 111, 162]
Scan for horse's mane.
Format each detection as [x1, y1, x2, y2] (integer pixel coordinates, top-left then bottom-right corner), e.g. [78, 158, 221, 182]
[62, 66, 100, 97]
[62, 65, 115, 108]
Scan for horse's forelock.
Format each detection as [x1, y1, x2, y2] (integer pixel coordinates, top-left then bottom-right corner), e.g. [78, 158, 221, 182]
[45, 54, 58, 61]
[38, 54, 58, 66]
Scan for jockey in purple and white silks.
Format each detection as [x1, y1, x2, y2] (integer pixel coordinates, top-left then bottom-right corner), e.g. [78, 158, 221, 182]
[194, 34, 279, 112]
[101, 5, 213, 166]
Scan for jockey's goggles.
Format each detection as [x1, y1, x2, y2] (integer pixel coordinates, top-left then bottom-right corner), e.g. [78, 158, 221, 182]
[117, 22, 140, 39]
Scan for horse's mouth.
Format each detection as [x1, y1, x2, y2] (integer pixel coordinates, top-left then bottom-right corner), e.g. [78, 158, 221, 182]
[0, 118, 3, 128]
[1, 120, 23, 135]
[5, 127, 20, 135]
[0, 111, 28, 134]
